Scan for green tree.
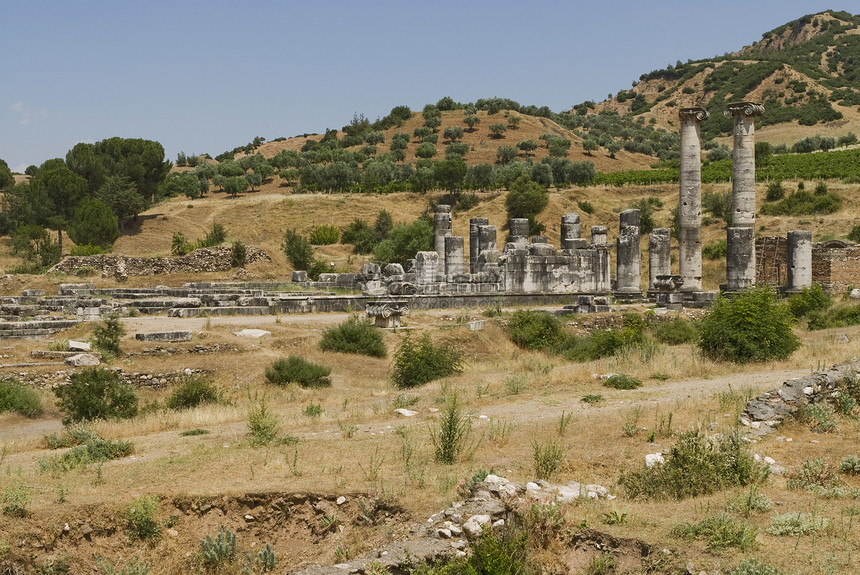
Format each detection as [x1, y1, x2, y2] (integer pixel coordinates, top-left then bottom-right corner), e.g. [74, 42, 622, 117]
[30, 158, 88, 252]
[245, 172, 262, 192]
[548, 137, 572, 157]
[372, 218, 433, 266]
[434, 159, 467, 195]
[582, 139, 599, 155]
[0, 158, 13, 190]
[507, 115, 521, 129]
[488, 124, 507, 139]
[517, 139, 538, 157]
[416, 143, 437, 159]
[505, 175, 549, 235]
[159, 172, 199, 200]
[67, 198, 120, 249]
[217, 160, 245, 178]
[496, 146, 517, 165]
[224, 176, 248, 198]
[443, 126, 464, 142]
[465, 163, 495, 192]
[463, 114, 480, 132]
[364, 131, 385, 145]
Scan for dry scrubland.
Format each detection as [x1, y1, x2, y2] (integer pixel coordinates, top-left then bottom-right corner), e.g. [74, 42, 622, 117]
[0, 308, 859, 573]
[1, 183, 860, 573]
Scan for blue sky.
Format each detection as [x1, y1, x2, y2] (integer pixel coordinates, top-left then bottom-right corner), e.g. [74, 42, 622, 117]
[0, 1, 849, 172]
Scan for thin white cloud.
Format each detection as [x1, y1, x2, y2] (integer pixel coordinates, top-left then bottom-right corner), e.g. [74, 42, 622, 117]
[10, 102, 49, 126]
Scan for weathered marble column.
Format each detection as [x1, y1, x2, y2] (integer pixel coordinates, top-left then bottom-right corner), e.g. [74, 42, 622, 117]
[591, 226, 608, 246]
[560, 213, 581, 249]
[725, 102, 764, 291]
[649, 228, 671, 291]
[786, 230, 813, 292]
[444, 236, 465, 277]
[615, 209, 641, 294]
[433, 204, 452, 264]
[678, 107, 709, 291]
[508, 218, 530, 243]
[478, 225, 497, 253]
[414, 251, 439, 285]
[469, 217, 489, 274]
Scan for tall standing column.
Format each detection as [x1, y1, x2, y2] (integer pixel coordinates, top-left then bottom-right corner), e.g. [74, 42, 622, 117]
[649, 228, 671, 292]
[678, 107, 709, 291]
[615, 209, 641, 294]
[469, 217, 489, 274]
[725, 102, 764, 291]
[508, 218, 530, 244]
[434, 204, 452, 272]
[786, 230, 813, 292]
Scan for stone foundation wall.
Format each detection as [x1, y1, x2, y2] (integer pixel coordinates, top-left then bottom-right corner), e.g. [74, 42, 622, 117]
[757, 237, 860, 293]
[48, 246, 272, 280]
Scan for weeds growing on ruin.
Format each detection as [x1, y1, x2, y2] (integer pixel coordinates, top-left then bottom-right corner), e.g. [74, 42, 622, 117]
[392, 333, 463, 389]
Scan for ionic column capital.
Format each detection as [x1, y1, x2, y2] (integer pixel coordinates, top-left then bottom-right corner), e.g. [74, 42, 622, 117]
[723, 102, 764, 118]
[679, 107, 710, 122]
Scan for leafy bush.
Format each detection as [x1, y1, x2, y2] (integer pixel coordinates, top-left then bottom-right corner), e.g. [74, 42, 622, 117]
[165, 375, 220, 410]
[67, 198, 120, 249]
[70, 244, 107, 256]
[619, 429, 768, 500]
[698, 287, 799, 362]
[649, 317, 698, 345]
[787, 283, 832, 319]
[848, 224, 860, 243]
[702, 239, 727, 260]
[200, 526, 237, 567]
[577, 200, 594, 214]
[506, 310, 564, 351]
[671, 513, 757, 551]
[230, 240, 246, 268]
[391, 333, 463, 389]
[171, 232, 194, 255]
[371, 218, 433, 267]
[319, 314, 386, 358]
[55, 368, 138, 423]
[765, 180, 785, 201]
[603, 374, 643, 390]
[93, 316, 126, 357]
[282, 228, 326, 279]
[759, 189, 842, 216]
[2, 484, 31, 517]
[806, 303, 860, 330]
[201, 222, 227, 247]
[0, 378, 43, 417]
[126, 495, 161, 540]
[309, 224, 339, 245]
[265, 356, 332, 388]
[786, 458, 839, 490]
[533, 439, 564, 480]
[341, 219, 376, 254]
[40, 434, 134, 473]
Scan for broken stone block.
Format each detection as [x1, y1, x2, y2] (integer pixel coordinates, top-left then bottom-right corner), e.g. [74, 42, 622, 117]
[232, 329, 271, 338]
[67, 340, 91, 352]
[64, 353, 101, 367]
[135, 331, 193, 342]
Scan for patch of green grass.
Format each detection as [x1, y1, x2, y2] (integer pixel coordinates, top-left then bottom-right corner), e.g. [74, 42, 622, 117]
[671, 513, 758, 551]
[603, 374, 643, 390]
[766, 512, 831, 536]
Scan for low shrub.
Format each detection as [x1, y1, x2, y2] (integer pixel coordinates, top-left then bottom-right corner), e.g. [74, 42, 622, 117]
[126, 495, 161, 540]
[201, 222, 227, 247]
[603, 374, 642, 390]
[165, 375, 220, 410]
[391, 333, 463, 389]
[171, 232, 194, 255]
[787, 283, 832, 319]
[506, 309, 565, 351]
[725, 485, 773, 516]
[0, 378, 43, 417]
[533, 439, 564, 480]
[848, 224, 860, 243]
[806, 302, 860, 330]
[728, 558, 785, 575]
[671, 513, 757, 551]
[759, 189, 842, 216]
[766, 513, 831, 536]
[698, 287, 799, 362]
[2, 484, 31, 517]
[430, 393, 476, 464]
[247, 396, 281, 446]
[40, 434, 134, 473]
[54, 368, 139, 423]
[229, 240, 246, 268]
[319, 314, 386, 358]
[764, 180, 785, 201]
[619, 429, 768, 500]
[309, 224, 340, 245]
[702, 239, 727, 260]
[92, 316, 126, 357]
[839, 454, 860, 475]
[787, 458, 839, 490]
[649, 317, 698, 345]
[69, 244, 107, 256]
[265, 356, 332, 388]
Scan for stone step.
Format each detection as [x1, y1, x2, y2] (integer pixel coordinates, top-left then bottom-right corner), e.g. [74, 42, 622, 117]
[167, 306, 270, 318]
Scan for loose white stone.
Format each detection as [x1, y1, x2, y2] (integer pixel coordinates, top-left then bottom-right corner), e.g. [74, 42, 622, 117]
[394, 408, 418, 417]
[764, 456, 776, 465]
[233, 329, 271, 338]
[645, 453, 665, 468]
[336, 496, 347, 505]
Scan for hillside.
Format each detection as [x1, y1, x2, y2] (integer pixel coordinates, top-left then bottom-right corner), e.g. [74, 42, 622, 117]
[589, 10, 860, 147]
